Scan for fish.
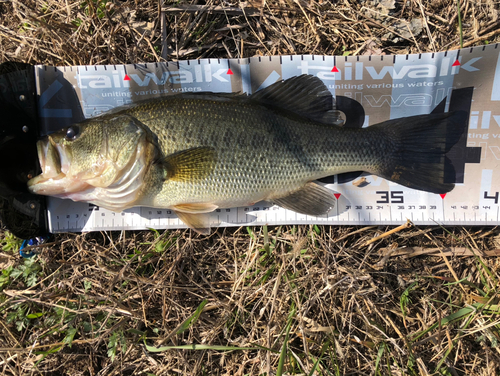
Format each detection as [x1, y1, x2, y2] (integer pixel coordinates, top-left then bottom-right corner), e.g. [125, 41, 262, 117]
[28, 75, 468, 233]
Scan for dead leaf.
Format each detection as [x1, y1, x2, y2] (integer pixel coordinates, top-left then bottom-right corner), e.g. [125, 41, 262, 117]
[353, 177, 370, 187]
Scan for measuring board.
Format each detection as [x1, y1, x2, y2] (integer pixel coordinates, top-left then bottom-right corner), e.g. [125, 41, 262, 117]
[35, 44, 500, 232]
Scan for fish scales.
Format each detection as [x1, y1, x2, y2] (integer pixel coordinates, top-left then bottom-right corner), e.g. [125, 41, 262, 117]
[126, 96, 384, 208]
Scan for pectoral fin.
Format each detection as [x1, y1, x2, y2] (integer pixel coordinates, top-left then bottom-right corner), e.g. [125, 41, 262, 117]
[173, 202, 219, 234]
[273, 182, 337, 216]
[160, 147, 216, 182]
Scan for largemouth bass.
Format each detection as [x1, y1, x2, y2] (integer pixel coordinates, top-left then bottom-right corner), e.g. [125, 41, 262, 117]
[28, 75, 467, 233]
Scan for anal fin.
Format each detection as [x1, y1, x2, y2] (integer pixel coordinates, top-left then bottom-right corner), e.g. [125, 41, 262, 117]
[273, 182, 337, 216]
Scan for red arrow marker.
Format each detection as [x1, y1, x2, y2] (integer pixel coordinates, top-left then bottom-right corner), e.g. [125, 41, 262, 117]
[334, 193, 341, 200]
[331, 66, 339, 73]
[439, 193, 446, 199]
[227, 68, 233, 75]
[124, 74, 131, 81]
[452, 60, 460, 67]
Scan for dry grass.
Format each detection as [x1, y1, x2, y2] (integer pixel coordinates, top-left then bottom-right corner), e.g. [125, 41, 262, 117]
[2, 225, 500, 375]
[1, 1, 500, 375]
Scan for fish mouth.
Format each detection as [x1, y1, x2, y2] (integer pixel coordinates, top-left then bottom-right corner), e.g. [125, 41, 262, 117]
[28, 137, 89, 196]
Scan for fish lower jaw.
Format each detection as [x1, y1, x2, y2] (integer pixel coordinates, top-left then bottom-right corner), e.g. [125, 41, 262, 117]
[55, 186, 144, 212]
[27, 172, 66, 194]
[28, 179, 141, 212]
[28, 173, 92, 196]
[27, 174, 145, 212]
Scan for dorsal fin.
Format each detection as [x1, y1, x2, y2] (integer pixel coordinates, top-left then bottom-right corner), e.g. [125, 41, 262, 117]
[249, 75, 343, 125]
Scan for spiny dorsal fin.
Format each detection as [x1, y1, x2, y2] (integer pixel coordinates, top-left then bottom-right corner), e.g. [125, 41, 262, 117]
[249, 75, 343, 125]
[160, 147, 216, 182]
[272, 182, 337, 216]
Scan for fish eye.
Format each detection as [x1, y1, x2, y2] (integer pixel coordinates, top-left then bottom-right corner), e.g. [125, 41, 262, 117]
[65, 126, 80, 141]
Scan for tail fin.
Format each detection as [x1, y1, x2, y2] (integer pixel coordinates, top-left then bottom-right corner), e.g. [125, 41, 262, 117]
[372, 111, 468, 194]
